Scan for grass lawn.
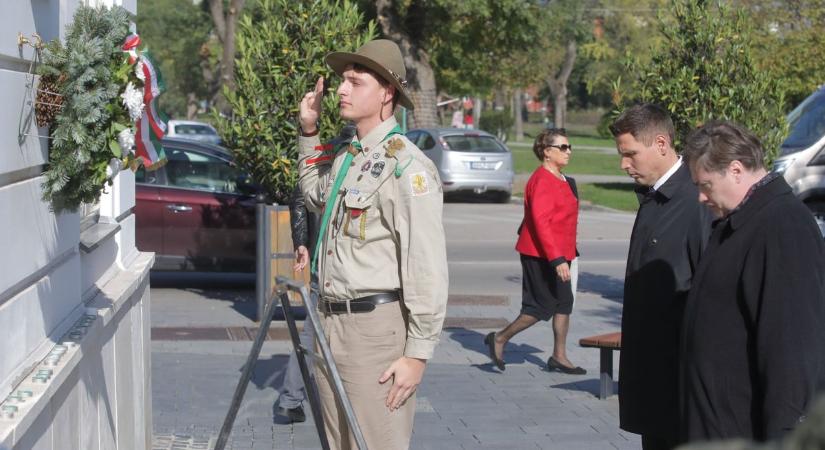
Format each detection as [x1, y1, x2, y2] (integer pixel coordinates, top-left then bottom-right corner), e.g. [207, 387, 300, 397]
[513, 182, 638, 212]
[511, 147, 624, 176]
[577, 183, 639, 212]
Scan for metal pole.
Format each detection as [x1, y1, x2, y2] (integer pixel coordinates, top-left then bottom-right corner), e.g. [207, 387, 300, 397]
[214, 279, 280, 450]
[255, 198, 267, 322]
[277, 277, 369, 450]
[280, 285, 330, 449]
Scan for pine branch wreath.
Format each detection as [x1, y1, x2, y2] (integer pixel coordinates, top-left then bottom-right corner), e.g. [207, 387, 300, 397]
[37, 5, 140, 213]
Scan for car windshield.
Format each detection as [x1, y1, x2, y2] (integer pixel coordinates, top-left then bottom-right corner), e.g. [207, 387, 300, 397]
[781, 89, 825, 155]
[175, 124, 217, 136]
[442, 134, 507, 153]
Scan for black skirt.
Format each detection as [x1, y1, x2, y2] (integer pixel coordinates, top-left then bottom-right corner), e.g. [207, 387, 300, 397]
[520, 254, 573, 321]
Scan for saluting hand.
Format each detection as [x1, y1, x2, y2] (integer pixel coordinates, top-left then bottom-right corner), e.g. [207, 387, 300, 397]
[299, 77, 325, 134]
[379, 356, 427, 411]
[556, 262, 571, 282]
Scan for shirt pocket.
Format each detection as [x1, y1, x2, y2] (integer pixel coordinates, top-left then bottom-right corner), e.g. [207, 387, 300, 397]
[342, 192, 375, 241]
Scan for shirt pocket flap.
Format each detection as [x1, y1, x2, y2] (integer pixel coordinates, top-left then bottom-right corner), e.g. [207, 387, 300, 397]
[343, 192, 373, 210]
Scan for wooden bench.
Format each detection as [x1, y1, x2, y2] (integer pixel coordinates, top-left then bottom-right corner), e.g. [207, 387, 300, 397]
[579, 332, 621, 399]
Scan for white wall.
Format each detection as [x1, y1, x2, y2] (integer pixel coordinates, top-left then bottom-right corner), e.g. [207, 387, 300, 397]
[0, 0, 151, 448]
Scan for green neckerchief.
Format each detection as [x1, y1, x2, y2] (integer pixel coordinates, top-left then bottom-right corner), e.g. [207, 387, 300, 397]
[311, 125, 403, 274]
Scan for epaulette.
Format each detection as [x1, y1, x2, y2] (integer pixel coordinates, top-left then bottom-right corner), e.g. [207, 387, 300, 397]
[385, 137, 405, 158]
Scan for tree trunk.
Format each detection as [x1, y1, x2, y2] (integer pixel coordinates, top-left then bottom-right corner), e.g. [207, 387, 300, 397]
[473, 97, 482, 130]
[375, 0, 439, 128]
[186, 92, 199, 119]
[208, 0, 246, 115]
[495, 89, 506, 110]
[545, 39, 577, 129]
[514, 88, 524, 142]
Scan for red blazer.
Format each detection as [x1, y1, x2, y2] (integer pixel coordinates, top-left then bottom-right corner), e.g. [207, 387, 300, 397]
[515, 167, 578, 264]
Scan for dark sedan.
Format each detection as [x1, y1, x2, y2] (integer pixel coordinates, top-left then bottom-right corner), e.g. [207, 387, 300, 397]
[134, 138, 257, 272]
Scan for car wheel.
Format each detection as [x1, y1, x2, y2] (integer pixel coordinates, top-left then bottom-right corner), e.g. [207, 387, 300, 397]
[496, 192, 512, 203]
[805, 200, 825, 238]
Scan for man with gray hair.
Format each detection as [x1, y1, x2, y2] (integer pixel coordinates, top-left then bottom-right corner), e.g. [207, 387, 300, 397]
[681, 120, 825, 443]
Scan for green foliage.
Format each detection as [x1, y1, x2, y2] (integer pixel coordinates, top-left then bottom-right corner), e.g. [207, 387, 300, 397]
[356, 0, 542, 96]
[747, 0, 825, 107]
[617, 0, 788, 164]
[479, 109, 514, 136]
[135, 0, 212, 118]
[214, 0, 375, 204]
[577, 0, 666, 108]
[38, 5, 135, 212]
[429, 0, 545, 95]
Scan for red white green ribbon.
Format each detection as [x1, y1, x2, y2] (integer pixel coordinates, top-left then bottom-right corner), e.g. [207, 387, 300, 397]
[122, 33, 168, 170]
[122, 34, 141, 65]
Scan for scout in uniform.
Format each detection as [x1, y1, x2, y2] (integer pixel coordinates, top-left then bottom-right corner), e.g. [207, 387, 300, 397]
[297, 39, 449, 450]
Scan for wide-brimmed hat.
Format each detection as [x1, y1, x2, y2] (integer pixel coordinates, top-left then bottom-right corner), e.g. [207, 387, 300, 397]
[325, 39, 415, 110]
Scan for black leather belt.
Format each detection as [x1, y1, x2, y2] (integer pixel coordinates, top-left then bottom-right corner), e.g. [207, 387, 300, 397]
[320, 291, 401, 314]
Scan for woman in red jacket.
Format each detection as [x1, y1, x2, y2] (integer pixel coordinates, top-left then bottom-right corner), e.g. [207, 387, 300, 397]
[484, 128, 585, 374]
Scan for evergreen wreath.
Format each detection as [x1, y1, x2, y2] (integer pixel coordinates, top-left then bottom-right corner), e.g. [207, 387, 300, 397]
[37, 5, 141, 213]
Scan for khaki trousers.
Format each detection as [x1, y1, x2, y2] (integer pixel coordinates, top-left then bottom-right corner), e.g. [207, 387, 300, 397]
[315, 301, 415, 450]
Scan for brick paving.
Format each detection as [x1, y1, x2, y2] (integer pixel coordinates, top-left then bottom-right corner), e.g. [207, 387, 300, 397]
[150, 205, 640, 449]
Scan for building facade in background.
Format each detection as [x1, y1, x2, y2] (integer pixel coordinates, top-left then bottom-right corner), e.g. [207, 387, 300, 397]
[0, 0, 152, 448]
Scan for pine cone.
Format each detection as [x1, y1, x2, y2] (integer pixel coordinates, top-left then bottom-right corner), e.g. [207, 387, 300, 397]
[35, 74, 65, 127]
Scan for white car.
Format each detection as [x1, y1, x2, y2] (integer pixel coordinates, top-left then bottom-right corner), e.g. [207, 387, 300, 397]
[166, 120, 222, 145]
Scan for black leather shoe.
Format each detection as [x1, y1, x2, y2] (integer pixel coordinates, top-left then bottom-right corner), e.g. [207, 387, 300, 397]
[484, 332, 506, 371]
[547, 356, 586, 375]
[280, 405, 306, 423]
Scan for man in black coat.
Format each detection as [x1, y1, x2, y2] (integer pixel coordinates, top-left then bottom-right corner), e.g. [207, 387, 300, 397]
[276, 183, 320, 423]
[610, 104, 713, 449]
[680, 120, 825, 443]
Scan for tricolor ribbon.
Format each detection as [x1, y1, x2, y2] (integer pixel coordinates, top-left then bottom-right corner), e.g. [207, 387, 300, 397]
[122, 34, 141, 64]
[122, 33, 168, 171]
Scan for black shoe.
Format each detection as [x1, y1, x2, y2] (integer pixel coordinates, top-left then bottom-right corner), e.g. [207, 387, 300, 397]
[280, 405, 306, 423]
[547, 356, 586, 375]
[484, 332, 506, 371]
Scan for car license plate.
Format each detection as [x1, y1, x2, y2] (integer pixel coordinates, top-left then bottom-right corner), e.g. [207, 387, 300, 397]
[470, 161, 496, 170]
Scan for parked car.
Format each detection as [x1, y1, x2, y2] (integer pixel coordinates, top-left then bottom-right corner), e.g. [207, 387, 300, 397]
[772, 86, 825, 235]
[134, 138, 257, 272]
[166, 120, 222, 145]
[406, 128, 514, 202]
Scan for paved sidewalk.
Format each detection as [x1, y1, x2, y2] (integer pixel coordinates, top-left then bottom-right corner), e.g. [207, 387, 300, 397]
[150, 206, 639, 450]
[150, 291, 636, 450]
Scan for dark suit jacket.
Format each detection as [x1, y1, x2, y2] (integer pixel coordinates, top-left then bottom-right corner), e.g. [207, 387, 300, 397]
[289, 184, 319, 253]
[619, 163, 713, 440]
[680, 175, 825, 443]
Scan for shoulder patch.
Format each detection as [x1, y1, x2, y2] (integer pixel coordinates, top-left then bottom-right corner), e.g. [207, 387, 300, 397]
[409, 171, 430, 196]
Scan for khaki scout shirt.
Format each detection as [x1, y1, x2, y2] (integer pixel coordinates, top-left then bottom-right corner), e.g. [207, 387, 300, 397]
[297, 117, 449, 360]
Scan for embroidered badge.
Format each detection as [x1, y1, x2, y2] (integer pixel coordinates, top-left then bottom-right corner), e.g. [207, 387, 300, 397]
[385, 138, 405, 158]
[410, 172, 430, 196]
[361, 160, 372, 172]
[373, 153, 380, 159]
[371, 161, 386, 178]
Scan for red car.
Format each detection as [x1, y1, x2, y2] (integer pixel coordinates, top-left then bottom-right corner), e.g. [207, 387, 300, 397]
[135, 138, 257, 272]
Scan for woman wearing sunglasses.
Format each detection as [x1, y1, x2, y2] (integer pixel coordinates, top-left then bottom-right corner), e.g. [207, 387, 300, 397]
[484, 128, 585, 374]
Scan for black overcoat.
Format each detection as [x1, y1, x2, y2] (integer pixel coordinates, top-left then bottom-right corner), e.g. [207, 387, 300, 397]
[619, 163, 713, 440]
[680, 175, 825, 443]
